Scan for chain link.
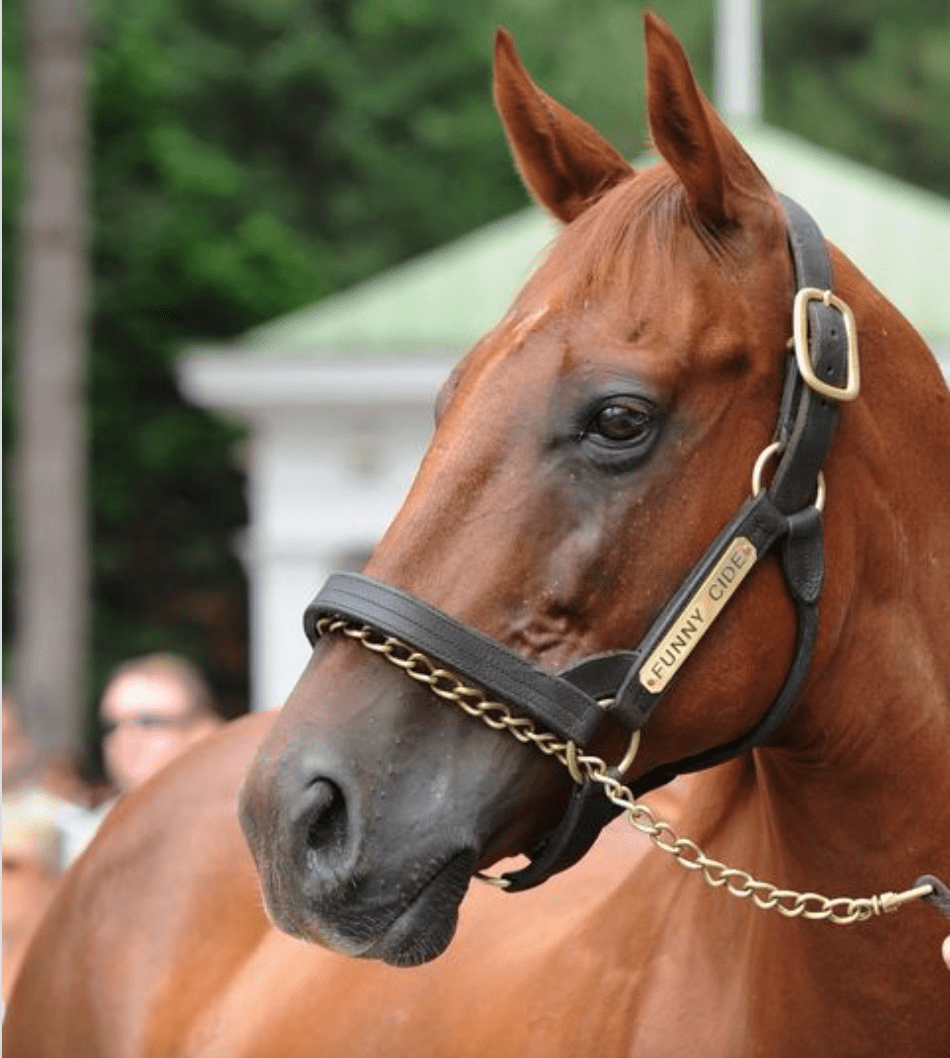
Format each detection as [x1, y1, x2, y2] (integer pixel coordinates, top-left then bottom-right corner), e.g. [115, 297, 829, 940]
[317, 616, 931, 925]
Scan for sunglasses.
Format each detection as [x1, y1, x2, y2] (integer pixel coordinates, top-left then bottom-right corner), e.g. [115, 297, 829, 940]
[100, 714, 198, 737]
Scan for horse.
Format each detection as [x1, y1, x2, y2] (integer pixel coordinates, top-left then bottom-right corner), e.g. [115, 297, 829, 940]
[6, 13, 950, 1057]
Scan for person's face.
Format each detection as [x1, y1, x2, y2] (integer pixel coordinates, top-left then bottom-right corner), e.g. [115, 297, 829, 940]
[100, 674, 203, 794]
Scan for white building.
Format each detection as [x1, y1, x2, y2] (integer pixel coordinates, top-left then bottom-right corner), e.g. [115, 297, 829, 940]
[179, 124, 950, 712]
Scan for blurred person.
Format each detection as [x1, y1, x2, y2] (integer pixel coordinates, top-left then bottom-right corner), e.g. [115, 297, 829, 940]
[2, 688, 96, 1003]
[2, 658, 224, 1004]
[45, 653, 227, 873]
[46, 653, 226, 868]
[3, 685, 88, 870]
[98, 653, 224, 797]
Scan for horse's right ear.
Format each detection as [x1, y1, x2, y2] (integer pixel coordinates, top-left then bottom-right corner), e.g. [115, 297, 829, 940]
[643, 13, 770, 226]
[494, 28, 634, 223]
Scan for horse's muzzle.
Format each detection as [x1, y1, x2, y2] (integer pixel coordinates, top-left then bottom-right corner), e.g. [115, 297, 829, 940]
[238, 722, 483, 966]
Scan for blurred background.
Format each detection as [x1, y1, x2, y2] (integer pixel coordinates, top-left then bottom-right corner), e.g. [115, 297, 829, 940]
[4, 0, 950, 776]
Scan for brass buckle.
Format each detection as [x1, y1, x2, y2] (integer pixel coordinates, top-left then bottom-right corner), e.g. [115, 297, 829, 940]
[793, 287, 861, 402]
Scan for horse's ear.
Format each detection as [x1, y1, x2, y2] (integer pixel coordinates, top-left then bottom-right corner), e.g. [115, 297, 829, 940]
[494, 28, 634, 223]
[644, 13, 768, 225]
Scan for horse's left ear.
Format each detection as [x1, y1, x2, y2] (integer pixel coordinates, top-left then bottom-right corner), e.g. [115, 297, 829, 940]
[494, 28, 634, 223]
[644, 13, 770, 225]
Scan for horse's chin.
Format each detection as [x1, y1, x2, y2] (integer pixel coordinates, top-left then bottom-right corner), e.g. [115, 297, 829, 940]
[364, 848, 478, 967]
[271, 848, 478, 968]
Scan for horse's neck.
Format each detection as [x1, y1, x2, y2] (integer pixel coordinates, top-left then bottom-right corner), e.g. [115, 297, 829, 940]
[756, 628, 950, 895]
[622, 635, 950, 1053]
[757, 270, 948, 855]
[725, 635, 950, 1051]
[768, 281, 950, 867]
[714, 298, 950, 1048]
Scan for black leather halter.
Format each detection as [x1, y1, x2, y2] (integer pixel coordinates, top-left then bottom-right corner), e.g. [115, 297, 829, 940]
[304, 195, 859, 893]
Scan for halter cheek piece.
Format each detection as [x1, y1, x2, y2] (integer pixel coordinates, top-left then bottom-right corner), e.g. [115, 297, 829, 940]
[304, 195, 858, 893]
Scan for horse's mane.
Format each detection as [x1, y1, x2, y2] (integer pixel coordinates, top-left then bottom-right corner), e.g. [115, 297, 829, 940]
[520, 153, 785, 321]
[521, 166, 706, 314]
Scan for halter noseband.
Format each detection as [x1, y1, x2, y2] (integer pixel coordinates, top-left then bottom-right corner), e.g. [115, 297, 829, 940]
[304, 195, 858, 893]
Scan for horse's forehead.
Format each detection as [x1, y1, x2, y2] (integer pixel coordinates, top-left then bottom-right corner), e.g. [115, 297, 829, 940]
[471, 193, 788, 390]
[506, 305, 555, 347]
[482, 297, 671, 387]
[509, 233, 716, 346]
[493, 272, 703, 371]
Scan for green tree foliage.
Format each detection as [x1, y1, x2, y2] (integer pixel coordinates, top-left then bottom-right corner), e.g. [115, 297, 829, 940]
[3, 0, 949, 742]
[765, 0, 950, 196]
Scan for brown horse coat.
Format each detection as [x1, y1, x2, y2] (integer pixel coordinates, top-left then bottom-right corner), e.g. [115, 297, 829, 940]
[6, 14, 950, 1057]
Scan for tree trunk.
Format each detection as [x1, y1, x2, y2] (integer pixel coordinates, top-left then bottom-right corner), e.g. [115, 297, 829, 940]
[14, 0, 89, 763]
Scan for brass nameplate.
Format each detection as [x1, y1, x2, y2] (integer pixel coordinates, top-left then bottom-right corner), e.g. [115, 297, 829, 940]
[638, 537, 758, 694]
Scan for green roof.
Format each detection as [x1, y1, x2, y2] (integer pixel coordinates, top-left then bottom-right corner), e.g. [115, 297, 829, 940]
[237, 124, 950, 356]
[239, 210, 559, 355]
[737, 124, 950, 346]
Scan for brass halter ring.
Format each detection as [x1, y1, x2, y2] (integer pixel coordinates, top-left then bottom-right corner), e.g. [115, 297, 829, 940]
[752, 441, 826, 512]
[476, 725, 642, 888]
[564, 725, 641, 785]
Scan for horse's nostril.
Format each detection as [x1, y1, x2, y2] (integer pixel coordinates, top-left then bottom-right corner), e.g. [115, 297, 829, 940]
[302, 778, 348, 862]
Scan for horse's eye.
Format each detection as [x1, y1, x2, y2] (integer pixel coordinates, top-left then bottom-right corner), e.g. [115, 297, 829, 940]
[587, 399, 653, 444]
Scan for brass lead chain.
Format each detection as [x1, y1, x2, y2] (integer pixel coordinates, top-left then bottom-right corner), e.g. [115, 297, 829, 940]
[317, 616, 934, 925]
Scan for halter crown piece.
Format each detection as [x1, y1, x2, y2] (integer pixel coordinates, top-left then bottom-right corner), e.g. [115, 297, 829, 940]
[304, 197, 941, 908]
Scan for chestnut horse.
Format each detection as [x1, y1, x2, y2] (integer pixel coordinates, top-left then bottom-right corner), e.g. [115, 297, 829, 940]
[6, 14, 950, 1057]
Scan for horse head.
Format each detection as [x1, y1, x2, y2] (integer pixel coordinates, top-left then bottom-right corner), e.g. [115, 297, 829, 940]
[238, 15, 931, 967]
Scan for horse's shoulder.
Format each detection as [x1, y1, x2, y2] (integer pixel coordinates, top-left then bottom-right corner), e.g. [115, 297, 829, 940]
[4, 712, 277, 1058]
